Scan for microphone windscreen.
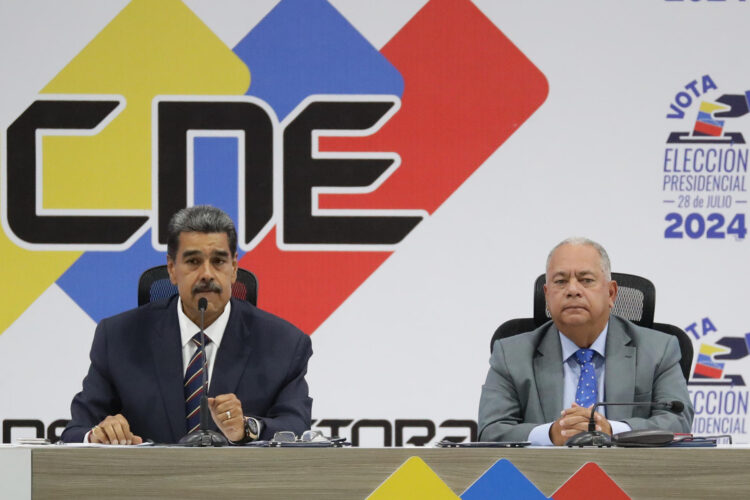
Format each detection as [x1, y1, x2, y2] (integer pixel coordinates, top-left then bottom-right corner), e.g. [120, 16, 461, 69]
[670, 400, 684, 413]
[198, 297, 208, 311]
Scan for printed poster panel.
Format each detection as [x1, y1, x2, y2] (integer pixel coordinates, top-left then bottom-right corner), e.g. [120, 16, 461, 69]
[1, 0, 749, 446]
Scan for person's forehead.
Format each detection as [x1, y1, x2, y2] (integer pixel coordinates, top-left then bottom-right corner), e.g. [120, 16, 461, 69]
[176, 231, 230, 253]
[548, 244, 601, 272]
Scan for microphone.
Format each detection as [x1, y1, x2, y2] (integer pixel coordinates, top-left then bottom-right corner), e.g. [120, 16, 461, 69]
[178, 297, 228, 447]
[565, 400, 685, 447]
[659, 400, 684, 412]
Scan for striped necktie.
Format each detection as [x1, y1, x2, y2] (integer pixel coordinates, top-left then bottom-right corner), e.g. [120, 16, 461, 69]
[184, 332, 211, 434]
[573, 348, 598, 408]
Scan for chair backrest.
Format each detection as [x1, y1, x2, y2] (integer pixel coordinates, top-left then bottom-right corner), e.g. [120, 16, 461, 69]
[491, 272, 693, 381]
[137, 265, 258, 306]
[653, 322, 694, 382]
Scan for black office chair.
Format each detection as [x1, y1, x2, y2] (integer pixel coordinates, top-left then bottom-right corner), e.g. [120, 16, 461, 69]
[137, 265, 258, 306]
[490, 272, 693, 381]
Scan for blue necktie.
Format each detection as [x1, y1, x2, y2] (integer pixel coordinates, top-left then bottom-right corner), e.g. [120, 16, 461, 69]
[574, 348, 598, 408]
[184, 333, 211, 434]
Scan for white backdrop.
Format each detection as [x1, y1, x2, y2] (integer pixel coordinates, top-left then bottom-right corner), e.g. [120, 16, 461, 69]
[1, 0, 749, 446]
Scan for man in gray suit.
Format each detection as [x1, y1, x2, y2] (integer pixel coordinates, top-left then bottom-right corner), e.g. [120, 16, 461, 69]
[478, 237, 693, 445]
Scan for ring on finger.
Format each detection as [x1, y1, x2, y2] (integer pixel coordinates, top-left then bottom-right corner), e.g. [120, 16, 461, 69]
[225, 410, 231, 420]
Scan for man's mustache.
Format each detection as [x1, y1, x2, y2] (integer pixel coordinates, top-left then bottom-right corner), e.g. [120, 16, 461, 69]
[192, 280, 222, 295]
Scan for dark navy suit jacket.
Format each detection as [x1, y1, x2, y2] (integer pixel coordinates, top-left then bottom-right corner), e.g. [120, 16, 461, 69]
[61, 296, 312, 443]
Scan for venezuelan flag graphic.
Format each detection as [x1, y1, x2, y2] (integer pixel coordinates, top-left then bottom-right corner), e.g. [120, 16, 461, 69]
[692, 101, 726, 137]
[693, 343, 727, 379]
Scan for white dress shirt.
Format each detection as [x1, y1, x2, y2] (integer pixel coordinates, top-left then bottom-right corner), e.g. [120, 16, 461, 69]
[177, 296, 232, 383]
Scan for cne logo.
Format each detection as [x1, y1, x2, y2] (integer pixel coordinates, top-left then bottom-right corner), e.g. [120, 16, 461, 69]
[0, 0, 547, 334]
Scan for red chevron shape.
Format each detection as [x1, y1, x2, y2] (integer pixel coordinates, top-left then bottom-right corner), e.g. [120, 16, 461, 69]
[551, 462, 631, 500]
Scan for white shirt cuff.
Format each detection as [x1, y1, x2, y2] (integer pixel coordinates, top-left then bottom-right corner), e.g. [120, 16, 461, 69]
[528, 422, 554, 446]
[609, 420, 632, 436]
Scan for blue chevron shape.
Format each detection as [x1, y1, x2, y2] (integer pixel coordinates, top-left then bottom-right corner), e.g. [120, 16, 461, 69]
[233, 0, 403, 120]
[461, 458, 548, 500]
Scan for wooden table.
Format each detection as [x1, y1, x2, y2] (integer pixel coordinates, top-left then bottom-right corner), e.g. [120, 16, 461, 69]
[10, 446, 750, 499]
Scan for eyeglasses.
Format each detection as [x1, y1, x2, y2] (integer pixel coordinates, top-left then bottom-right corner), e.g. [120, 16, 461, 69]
[271, 430, 328, 444]
[300, 430, 328, 442]
[269, 430, 350, 447]
[271, 431, 296, 443]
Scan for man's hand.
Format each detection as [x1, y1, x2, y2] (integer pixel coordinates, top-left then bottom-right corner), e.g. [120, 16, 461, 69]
[89, 414, 143, 445]
[549, 403, 612, 446]
[208, 393, 245, 442]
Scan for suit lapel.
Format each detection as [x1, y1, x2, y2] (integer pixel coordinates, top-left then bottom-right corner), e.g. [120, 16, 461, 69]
[149, 298, 186, 441]
[534, 324, 564, 422]
[210, 299, 254, 397]
[604, 318, 636, 420]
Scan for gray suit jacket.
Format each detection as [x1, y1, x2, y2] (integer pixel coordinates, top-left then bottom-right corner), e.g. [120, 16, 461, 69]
[478, 315, 694, 442]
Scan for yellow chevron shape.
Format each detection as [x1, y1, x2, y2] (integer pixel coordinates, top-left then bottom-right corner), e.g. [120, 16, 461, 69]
[699, 343, 729, 356]
[1, 0, 250, 334]
[0, 236, 79, 334]
[366, 456, 460, 499]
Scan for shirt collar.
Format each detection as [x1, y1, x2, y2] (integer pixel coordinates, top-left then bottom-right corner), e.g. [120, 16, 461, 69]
[559, 321, 609, 362]
[177, 296, 232, 349]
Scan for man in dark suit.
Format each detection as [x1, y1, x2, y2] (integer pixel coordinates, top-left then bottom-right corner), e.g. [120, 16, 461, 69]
[478, 237, 693, 445]
[62, 205, 312, 444]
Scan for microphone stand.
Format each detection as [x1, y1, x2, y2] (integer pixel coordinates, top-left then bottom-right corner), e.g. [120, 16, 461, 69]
[564, 401, 616, 448]
[565, 401, 683, 447]
[178, 298, 228, 447]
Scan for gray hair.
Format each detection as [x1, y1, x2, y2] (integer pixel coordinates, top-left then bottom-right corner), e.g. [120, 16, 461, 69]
[545, 237, 611, 281]
[166, 205, 237, 259]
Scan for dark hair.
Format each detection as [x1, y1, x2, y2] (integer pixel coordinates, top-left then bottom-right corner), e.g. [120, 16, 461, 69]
[166, 205, 237, 259]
